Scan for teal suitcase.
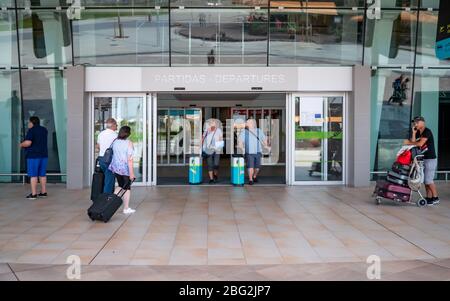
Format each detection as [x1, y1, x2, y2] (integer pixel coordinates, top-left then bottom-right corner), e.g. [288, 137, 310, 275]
[231, 155, 245, 186]
[189, 156, 202, 184]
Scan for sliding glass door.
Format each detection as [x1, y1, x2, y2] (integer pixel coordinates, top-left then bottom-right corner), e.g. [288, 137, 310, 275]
[92, 94, 149, 184]
[291, 94, 345, 184]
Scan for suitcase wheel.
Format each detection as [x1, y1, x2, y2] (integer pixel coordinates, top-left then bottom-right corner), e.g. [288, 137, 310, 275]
[375, 197, 382, 205]
[417, 199, 427, 207]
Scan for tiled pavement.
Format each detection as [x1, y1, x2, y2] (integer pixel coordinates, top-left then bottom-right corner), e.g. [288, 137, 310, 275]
[1, 183, 450, 280]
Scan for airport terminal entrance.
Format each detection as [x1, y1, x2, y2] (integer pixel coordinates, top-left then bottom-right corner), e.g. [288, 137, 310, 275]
[156, 93, 286, 185]
[89, 92, 346, 186]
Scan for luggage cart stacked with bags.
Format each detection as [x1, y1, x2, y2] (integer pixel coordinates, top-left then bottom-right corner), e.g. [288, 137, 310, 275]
[373, 145, 428, 207]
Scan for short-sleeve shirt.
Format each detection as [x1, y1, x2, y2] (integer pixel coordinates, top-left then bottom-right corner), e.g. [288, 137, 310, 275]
[417, 128, 436, 159]
[24, 125, 48, 159]
[238, 128, 266, 155]
[203, 128, 223, 154]
[108, 139, 134, 176]
[97, 129, 118, 156]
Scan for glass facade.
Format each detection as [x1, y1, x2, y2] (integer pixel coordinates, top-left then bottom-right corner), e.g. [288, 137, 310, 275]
[1, 1, 449, 182]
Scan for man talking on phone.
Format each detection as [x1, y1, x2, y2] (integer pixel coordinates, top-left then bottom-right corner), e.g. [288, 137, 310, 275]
[404, 116, 439, 206]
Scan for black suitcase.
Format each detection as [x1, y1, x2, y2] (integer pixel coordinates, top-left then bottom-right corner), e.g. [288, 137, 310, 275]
[90, 171, 104, 202]
[87, 188, 126, 223]
[387, 170, 409, 181]
[392, 162, 410, 173]
[386, 175, 408, 186]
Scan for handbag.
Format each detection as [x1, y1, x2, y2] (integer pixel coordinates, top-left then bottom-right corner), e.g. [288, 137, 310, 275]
[101, 139, 116, 166]
[201, 129, 217, 158]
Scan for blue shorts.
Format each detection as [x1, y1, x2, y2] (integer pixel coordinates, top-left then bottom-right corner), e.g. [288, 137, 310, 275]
[27, 158, 48, 177]
[245, 153, 262, 169]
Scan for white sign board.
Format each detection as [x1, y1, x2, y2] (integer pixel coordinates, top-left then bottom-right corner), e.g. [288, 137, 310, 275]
[299, 97, 323, 127]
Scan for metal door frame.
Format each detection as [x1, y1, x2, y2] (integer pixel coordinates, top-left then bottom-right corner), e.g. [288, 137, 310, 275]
[288, 92, 347, 186]
[90, 92, 149, 186]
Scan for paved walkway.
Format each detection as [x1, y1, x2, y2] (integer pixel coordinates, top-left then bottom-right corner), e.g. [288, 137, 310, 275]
[0, 183, 449, 280]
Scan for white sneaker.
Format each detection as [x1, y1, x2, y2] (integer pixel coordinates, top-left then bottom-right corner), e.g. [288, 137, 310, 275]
[123, 208, 136, 214]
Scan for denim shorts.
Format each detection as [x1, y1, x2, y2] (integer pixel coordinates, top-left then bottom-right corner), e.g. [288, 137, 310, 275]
[423, 158, 437, 185]
[245, 153, 262, 169]
[27, 158, 48, 177]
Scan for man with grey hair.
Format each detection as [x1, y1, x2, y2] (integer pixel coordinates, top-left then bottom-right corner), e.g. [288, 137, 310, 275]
[238, 119, 269, 185]
[96, 118, 118, 193]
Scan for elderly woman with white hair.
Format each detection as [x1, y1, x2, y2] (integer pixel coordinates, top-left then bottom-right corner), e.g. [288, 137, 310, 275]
[202, 119, 224, 184]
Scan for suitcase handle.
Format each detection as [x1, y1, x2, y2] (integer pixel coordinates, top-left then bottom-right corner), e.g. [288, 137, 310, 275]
[116, 179, 135, 198]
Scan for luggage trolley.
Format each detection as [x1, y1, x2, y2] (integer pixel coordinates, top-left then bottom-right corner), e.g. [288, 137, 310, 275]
[373, 148, 428, 207]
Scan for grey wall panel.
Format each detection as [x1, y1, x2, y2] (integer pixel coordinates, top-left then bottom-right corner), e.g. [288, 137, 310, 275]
[350, 65, 371, 187]
[66, 66, 86, 189]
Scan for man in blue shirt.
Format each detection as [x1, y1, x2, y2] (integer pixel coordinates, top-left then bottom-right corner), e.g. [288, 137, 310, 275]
[238, 119, 270, 185]
[20, 116, 48, 199]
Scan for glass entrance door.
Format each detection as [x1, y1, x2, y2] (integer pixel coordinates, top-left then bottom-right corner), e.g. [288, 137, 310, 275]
[292, 95, 345, 184]
[92, 94, 148, 184]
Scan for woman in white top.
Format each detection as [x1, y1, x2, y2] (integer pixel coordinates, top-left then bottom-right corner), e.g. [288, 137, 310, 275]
[202, 119, 223, 184]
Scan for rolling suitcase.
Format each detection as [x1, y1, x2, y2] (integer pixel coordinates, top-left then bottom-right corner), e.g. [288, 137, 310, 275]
[231, 155, 245, 186]
[387, 170, 409, 181]
[391, 162, 410, 175]
[374, 180, 411, 202]
[189, 155, 202, 184]
[90, 159, 104, 202]
[386, 175, 408, 186]
[87, 181, 131, 223]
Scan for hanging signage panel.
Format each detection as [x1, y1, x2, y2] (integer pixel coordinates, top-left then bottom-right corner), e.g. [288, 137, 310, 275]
[436, 0, 450, 60]
[142, 67, 299, 92]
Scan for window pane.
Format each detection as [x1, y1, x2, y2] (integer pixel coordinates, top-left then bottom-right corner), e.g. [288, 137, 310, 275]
[364, 10, 417, 67]
[171, 0, 269, 7]
[380, 0, 418, 9]
[270, 0, 365, 8]
[412, 69, 450, 173]
[0, 10, 18, 68]
[80, 0, 168, 6]
[416, 10, 450, 67]
[0, 71, 22, 183]
[420, 0, 440, 9]
[370, 68, 413, 174]
[171, 9, 267, 66]
[21, 70, 67, 178]
[1, 0, 14, 7]
[269, 9, 363, 65]
[17, 0, 68, 7]
[18, 10, 72, 67]
[73, 9, 169, 66]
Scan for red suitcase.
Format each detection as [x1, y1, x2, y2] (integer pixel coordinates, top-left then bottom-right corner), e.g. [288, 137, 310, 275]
[374, 180, 411, 202]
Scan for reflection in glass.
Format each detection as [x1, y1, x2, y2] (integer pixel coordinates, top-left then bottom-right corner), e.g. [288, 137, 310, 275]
[0, 71, 22, 183]
[416, 11, 449, 67]
[21, 70, 67, 178]
[18, 10, 72, 67]
[171, 9, 267, 66]
[270, 9, 363, 65]
[157, 108, 201, 165]
[73, 9, 169, 66]
[94, 97, 145, 182]
[294, 96, 343, 182]
[80, 0, 168, 6]
[411, 69, 450, 173]
[370, 69, 413, 175]
[171, 0, 268, 7]
[364, 10, 417, 66]
[379, 0, 418, 8]
[420, 0, 439, 9]
[269, 0, 365, 8]
[0, 10, 18, 67]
